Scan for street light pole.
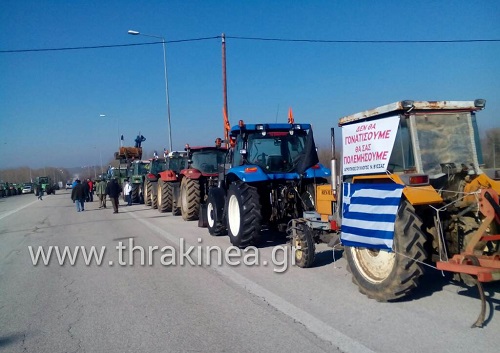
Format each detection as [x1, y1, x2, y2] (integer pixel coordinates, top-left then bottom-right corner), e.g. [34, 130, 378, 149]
[100, 114, 119, 149]
[128, 29, 173, 151]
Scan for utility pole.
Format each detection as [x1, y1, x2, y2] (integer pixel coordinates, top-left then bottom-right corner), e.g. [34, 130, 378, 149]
[222, 33, 229, 145]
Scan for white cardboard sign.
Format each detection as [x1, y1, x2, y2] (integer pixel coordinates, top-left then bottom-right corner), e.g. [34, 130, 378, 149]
[342, 116, 400, 175]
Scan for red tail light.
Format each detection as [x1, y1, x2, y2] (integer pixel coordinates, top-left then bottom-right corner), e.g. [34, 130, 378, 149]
[245, 167, 258, 173]
[311, 164, 320, 169]
[409, 175, 429, 185]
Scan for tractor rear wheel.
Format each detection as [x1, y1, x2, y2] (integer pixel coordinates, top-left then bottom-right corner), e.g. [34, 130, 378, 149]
[345, 200, 427, 301]
[157, 180, 172, 213]
[292, 223, 316, 268]
[151, 181, 158, 209]
[144, 180, 152, 206]
[180, 178, 201, 221]
[226, 182, 262, 248]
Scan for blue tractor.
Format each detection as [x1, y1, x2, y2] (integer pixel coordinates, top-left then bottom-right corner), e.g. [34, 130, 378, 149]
[202, 121, 331, 247]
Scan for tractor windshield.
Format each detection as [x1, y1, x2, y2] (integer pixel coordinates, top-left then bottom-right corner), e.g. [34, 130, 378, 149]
[241, 130, 307, 173]
[166, 157, 187, 173]
[136, 163, 148, 175]
[112, 168, 127, 178]
[39, 177, 49, 184]
[414, 112, 478, 176]
[150, 160, 167, 174]
[191, 150, 226, 174]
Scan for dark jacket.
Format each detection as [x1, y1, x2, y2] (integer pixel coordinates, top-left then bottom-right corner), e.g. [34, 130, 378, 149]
[71, 184, 85, 201]
[81, 182, 90, 198]
[106, 179, 122, 198]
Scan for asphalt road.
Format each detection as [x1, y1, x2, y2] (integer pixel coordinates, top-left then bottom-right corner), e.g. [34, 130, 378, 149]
[0, 191, 499, 353]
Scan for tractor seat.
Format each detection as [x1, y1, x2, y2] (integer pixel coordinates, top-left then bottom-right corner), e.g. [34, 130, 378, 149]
[267, 155, 285, 171]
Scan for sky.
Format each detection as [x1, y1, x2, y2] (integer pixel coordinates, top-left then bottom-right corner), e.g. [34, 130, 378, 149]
[1, 0, 499, 169]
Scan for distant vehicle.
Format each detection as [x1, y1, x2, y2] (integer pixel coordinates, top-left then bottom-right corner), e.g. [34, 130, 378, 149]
[66, 182, 73, 190]
[22, 183, 33, 194]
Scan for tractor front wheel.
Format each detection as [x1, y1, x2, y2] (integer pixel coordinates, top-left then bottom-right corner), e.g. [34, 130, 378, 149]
[292, 223, 316, 268]
[180, 178, 201, 221]
[151, 181, 158, 209]
[207, 189, 226, 236]
[131, 184, 140, 204]
[345, 200, 427, 301]
[226, 182, 262, 248]
[157, 180, 172, 213]
[144, 180, 152, 206]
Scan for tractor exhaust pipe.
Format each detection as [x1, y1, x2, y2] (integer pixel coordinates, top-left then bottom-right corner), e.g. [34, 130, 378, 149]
[330, 128, 337, 196]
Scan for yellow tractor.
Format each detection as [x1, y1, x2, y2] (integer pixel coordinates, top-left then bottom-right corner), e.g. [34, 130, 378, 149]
[288, 99, 500, 327]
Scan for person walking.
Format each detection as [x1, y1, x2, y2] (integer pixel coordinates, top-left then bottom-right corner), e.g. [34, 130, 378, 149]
[95, 178, 107, 209]
[87, 178, 94, 202]
[106, 177, 122, 214]
[124, 179, 132, 206]
[81, 179, 90, 205]
[71, 180, 85, 212]
[38, 186, 44, 200]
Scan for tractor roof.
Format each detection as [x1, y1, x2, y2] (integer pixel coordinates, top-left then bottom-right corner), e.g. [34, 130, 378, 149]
[188, 146, 227, 152]
[230, 123, 311, 136]
[338, 99, 485, 126]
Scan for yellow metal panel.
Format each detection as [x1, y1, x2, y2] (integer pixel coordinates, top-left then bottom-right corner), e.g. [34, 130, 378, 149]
[351, 174, 443, 205]
[316, 184, 334, 216]
[402, 185, 443, 205]
[317, 184, 335, 201]
[317, 199, 332, 216]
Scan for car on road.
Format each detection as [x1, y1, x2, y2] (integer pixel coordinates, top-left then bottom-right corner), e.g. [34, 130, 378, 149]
[65, 182, 73, 190]
[22, 183, 33, 194]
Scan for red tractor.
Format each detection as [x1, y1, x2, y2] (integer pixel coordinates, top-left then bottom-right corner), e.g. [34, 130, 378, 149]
[173, 140, 226, 221]
[143, 157, 167, 209]
[156, 151, 188, 213]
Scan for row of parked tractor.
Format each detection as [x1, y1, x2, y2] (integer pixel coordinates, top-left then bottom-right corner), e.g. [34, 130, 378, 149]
[0, 177, 58, 198]
[111, 99, 499, 327]
[0, 182, 25, 197]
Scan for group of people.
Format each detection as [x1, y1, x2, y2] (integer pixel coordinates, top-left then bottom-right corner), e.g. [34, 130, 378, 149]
[71, 177, 124, 213]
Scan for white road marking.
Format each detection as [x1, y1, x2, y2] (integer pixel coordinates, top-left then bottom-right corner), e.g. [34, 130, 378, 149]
[0, 199, 39, 221]
[129, 211, 375, 353]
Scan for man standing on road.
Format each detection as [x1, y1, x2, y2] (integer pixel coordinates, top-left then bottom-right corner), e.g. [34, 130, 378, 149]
[71, 180, 85, 212]
[87, 178, 94, 202]
[106, 177, 122, 214]
[95, 178, 107, 209]
[124, 179, 132, 206]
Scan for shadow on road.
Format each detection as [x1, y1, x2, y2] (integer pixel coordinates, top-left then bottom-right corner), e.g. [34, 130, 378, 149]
[0, 332, 26, 349]
[311, 249, 344, 268]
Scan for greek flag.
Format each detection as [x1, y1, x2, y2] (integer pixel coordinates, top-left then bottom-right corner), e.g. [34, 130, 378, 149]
[341, 183, 404, 251]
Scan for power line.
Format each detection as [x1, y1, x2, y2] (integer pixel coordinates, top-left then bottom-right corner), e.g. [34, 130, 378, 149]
[1, 35, 499, 53]
[0, 36, 221, 53]
[226, 35, 500, 43]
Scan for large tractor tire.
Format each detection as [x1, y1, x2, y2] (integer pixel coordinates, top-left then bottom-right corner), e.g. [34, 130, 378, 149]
[151, 181, 158, 209]
[226, 182, 262, 248]
[144, 180, 152, 206]
[157, 180, 172, 213]
[206, 188, 226, 236]
[131, 184, 141, 204]
[180, 177, 201, 221]
[345, 200, 427, 301]
[292, 223, 316, 268]
[172, 198, 181, 216]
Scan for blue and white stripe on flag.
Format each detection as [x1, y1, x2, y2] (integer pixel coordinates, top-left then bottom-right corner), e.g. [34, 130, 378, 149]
[341, 182, 404, 251]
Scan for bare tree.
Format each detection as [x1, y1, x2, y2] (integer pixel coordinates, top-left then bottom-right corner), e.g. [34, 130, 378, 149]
[481, 128, 500, 168]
